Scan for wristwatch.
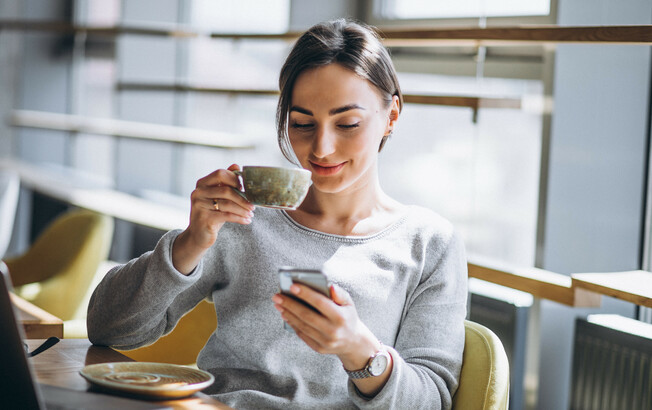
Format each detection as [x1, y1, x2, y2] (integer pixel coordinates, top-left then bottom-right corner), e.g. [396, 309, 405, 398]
[345, 348, 391, 379]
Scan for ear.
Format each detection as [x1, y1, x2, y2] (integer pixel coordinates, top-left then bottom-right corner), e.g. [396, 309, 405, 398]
[385, 95, 400, 136]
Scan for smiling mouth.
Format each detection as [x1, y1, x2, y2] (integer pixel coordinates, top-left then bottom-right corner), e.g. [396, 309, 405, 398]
[309, 161, 345, 176]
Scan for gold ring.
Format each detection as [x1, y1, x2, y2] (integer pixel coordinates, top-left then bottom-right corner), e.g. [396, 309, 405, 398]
[212, 199, 220, 211]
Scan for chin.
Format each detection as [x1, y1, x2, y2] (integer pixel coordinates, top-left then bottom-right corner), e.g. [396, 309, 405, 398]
[310, 177, 348, 194]
[312, 174, 366, 195]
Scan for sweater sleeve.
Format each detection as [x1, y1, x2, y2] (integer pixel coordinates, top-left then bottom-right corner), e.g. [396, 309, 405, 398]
[348, 230, 468, 410]
[86, 229, 210, 349]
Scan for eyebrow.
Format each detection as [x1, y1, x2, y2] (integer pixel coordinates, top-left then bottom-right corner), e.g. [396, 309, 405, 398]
[289, 104, 366, 116]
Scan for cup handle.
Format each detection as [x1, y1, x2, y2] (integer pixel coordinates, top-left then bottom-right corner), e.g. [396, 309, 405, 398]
[231, 170, 247, 200]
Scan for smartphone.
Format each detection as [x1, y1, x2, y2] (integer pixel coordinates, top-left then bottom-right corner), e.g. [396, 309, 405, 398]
[278, 267, 331, 331]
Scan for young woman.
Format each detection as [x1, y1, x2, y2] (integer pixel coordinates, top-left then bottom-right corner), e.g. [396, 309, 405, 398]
[88, 19, 467, 409]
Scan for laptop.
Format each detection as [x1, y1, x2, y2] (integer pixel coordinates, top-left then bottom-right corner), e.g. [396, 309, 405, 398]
[0, 261, 169, 410]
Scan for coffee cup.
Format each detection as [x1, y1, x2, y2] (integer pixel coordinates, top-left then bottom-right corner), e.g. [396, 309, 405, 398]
[232, 166, 312, 210]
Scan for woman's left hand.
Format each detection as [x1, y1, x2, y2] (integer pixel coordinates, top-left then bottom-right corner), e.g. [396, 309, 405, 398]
[272, 284, 382, 372]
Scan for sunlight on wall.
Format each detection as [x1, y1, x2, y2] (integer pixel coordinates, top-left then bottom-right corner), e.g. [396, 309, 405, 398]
[381, 73, 542, 265]
[385, 0, 550, 19]
[191, 0, 290, 33]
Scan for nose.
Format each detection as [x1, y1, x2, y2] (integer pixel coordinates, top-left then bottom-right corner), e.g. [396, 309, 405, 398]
[312, 126, 336, 159]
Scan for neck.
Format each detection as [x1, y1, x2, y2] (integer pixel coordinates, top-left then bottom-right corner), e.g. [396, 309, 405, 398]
[302, 177, 387, 222]
[290, 163, 404, 237]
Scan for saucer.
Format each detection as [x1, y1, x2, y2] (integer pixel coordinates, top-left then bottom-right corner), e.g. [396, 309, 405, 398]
[80, 362, 214, 399]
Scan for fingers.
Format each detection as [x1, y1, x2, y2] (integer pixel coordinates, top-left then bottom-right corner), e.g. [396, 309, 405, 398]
[197, 164, 241, 189]
[184, 165, 254, 249]
[294, 328, 323, 352]
[289, 283, 352, 321]
[199, 184, 254, 214]
[276, 294, 332, 329]
[190, 187, 252, 224]
[330, 284, 354, 307]
[275, 300, 337, 352]
[273, 285, 346, 346]
[191, 165, 254, 221]
[273, 285, 370, 356]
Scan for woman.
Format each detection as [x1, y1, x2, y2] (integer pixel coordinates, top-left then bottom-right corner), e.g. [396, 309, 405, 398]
[88, 19, 467, 409]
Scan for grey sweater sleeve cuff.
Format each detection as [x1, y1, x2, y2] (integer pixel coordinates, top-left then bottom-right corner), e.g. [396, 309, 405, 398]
[346, 346, 402, 409]
[132, 228, 204, 286]
[346, 346, 450, 410]
[166, 230, 203, 280]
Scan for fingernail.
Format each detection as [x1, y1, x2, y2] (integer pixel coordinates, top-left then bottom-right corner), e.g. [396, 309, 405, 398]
[290, 284, 300, 294]
[248, 211, 254, 217]
[272, 295, 282, 304]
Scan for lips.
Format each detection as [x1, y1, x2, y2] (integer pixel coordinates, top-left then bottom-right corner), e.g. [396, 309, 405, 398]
[309, 161, 345, 176]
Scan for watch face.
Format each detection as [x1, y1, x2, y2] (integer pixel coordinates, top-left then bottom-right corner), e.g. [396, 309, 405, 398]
[369, 353, 388, 376]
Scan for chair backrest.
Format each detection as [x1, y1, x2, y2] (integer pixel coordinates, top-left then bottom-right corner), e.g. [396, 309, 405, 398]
[5, 208, 114, 321]
[453, 320, 510, 410]
[118, 299, 217, 366]
[0, 170, 20, 259]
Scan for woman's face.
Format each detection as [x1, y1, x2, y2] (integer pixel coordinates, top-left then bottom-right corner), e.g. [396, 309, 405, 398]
[288, 63, 398, 196]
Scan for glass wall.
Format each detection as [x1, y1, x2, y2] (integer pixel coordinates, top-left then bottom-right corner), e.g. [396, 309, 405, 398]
[4, 0, 546, 267]
[381, 73, 542, 265]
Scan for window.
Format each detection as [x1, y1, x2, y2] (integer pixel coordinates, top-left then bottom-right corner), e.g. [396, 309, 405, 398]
[379, 0, 551, 20]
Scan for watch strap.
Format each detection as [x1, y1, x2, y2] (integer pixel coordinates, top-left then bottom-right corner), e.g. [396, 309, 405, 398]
[344, 346, 389, 379]
[346, 367, 374, 379]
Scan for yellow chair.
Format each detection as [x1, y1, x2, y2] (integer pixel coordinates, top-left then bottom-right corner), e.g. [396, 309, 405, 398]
[119, 299, 217, 366]
[4, 208, 114, 329]
[119, 310, 510, 408]
[453, 320, 510, 410]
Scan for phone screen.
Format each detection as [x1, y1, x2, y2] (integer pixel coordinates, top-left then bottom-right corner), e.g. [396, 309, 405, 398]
[278, 267, 331, 330]
[278, 268, 331, 298]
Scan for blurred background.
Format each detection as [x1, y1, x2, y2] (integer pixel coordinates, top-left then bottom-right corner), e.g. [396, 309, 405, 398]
[1, 1, 651, 409]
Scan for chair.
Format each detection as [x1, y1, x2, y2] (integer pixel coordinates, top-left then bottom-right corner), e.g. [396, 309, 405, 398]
[4, 208, 114, 327]
[118, 299, 217, 366]
[453, 320, 510, 410]
[0, 170, 20, 259]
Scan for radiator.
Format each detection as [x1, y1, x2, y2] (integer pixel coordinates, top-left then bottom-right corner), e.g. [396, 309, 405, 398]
[571, 315, 652, 410]
[468, 278, 533, 410]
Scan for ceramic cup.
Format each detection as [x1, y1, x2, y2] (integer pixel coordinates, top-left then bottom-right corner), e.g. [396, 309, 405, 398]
[232, 166, 312, 209]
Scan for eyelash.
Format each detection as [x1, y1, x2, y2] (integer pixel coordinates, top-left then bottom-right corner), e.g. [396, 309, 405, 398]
[290, 123, 360, 130]
[291, 123, 312, 129]
[339, 123, 360, 129]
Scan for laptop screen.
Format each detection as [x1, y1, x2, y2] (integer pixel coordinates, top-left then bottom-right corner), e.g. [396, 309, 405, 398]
[0, 261, 44, 409]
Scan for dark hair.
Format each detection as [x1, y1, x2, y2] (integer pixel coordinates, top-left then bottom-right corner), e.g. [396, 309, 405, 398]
[276, 19, 403, 163]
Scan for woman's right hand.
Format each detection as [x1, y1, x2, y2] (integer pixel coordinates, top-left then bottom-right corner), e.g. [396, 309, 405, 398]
[172, 164, 255, 274]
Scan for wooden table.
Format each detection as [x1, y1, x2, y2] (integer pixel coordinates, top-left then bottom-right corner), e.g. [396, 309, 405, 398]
[11, 292, 64, 338]
[26, 339, 232, 409]
[571, 270, 652, 308]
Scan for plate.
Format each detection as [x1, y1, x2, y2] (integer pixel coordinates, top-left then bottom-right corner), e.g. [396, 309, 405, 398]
[80, 362, 214, 399]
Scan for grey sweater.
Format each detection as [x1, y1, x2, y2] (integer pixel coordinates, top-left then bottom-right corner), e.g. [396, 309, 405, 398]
[87, 206, 468, 409]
